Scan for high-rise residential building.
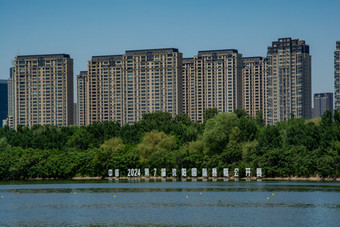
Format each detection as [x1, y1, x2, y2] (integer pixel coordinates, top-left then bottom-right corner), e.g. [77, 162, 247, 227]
[266, 38, 312, 124]
[73, 103, 78, 125]
[182, 58, 198, 121]
[182, 49, 242, 122]
[11, 54, 73, 128]
[77, 71, 87, 126]
[78, 48, 182, 125]
[242, 57, 267, 121]
[335, 41, 340, 112]
[7, 67, 14, 128]
[313, 93, 333, 118]
[0, 80, 8, 127]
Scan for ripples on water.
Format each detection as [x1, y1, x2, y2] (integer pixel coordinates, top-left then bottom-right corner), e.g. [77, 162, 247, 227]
[0, 180, 339, 226]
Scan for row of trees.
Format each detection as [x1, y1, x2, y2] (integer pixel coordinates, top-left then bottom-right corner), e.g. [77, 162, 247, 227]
[0, 109, 339, 180]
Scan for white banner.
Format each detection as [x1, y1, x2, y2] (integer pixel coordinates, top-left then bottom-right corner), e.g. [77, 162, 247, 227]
[234, 168, 239, 177]
[202, 168, 208, 177]
[191, 168, 197, 177]
[115, 169, 119, 177]
[246, 168, 251, 177]
[256, 168, 262, 177]
[223, 168, 229, 177]
[161, 168, 166, 177]
[172, 168, 177, 177]
[181, 168, 187, 177]
[145, 168, 149, 177]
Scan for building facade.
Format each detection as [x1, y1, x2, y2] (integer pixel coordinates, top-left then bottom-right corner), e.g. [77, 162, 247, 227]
[73, 103, 78, 126]
[11, 54, 73, 128]
[335, 41, 340, 112]
[7, 67, 14, 128]
[182, 58, 198, 121]
[0, 80, 8, 127]
[182, 49, 242, 122]
[242, 57, 267, 121]
[313, 93, 333, 118]
[77, 71, 87, 125]
[266, 38, 312, 124]
[78, 48, 183, 125]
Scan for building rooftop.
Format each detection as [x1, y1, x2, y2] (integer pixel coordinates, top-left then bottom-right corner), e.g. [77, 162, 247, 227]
[91, 55, 123, 60]
[198, 49, 238, 55]
[16, 54, 70, 59]
[314, 92, 333, 96]
[267, 37, 309, 54]
[125, 48, 179, 54]
[242, 56, 263, 61]
[183, 58, 194, 61]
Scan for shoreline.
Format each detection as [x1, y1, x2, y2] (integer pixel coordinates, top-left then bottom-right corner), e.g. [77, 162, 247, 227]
[4, 176, 339, 182]
[71, 176, 340, 181]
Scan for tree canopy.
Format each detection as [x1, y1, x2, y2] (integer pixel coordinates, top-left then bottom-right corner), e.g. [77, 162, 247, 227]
[0, 110, 339, 180]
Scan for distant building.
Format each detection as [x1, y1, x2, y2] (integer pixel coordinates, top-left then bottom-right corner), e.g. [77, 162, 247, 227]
[335, 41, 340, 112]
[11, 54, 74, 128]
[7, 67, 14, 128]
[78, 48, 183, 125]
[182, 49, 242, 122]
[77, 71, 87, 126]
[73, 103, 77, 125]
[266, 38, 312, 124]
[242, 57, 267, 121]
[314, 93, 333, 118]
[0, 80, 8, 127]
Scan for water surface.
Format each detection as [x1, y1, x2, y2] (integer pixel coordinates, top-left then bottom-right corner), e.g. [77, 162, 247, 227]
[0, 180, 339, 226]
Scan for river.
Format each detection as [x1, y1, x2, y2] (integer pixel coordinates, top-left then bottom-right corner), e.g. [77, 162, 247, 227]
[0, 180, 339, 226]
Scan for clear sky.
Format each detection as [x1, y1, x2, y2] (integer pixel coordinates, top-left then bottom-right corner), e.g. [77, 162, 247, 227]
[0, 0, 339, 101]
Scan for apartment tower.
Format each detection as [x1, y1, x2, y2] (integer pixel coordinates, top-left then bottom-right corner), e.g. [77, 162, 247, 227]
[335, 41, 340, 112]
[6, 68, 14, 127]
[77, 71, 87, 126]
[78, 48, 182, 125]
[266, 38, 311, 124]
[242, 57, 267, 121]
[313, 93, 333, 118]
[11, 54, 73, 128]
[182, 58, 198, 121]
[0, 80, 8, 127]
[182, 49, 242, 122]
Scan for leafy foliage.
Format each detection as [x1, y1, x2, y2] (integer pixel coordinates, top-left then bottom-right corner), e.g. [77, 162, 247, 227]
[0, 110, 339, 180]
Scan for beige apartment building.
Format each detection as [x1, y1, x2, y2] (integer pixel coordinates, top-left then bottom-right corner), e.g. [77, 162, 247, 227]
[242, 57, 267, 121]
[266, 38, 312, 124]
[77, 71, 87, 126]
[11, 54, 73, 128]
[77, 48, 183, 125]
[182, 49, 242, 122]
[335, 41, 340, 112]
[182, 57, 199, 121]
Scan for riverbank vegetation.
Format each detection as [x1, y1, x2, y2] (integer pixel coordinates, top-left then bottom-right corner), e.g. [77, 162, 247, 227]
[0, 109, 339, 180]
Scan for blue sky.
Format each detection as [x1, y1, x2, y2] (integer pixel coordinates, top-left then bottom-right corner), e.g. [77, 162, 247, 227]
[0, 0, 339, 99]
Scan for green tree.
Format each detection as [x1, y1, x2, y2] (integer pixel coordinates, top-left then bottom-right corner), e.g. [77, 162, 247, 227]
[238, 117, 258, 142]
[255, 110, 265, 127]
[257, 125, 281, 151]
[137, 130, 176, 168]
[100, 137, 125, 154]
[234, 109, 248, 119]
[203, 113, 238, 154]
[203, 108, 218, 123]
[67, 127, 92, 150]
